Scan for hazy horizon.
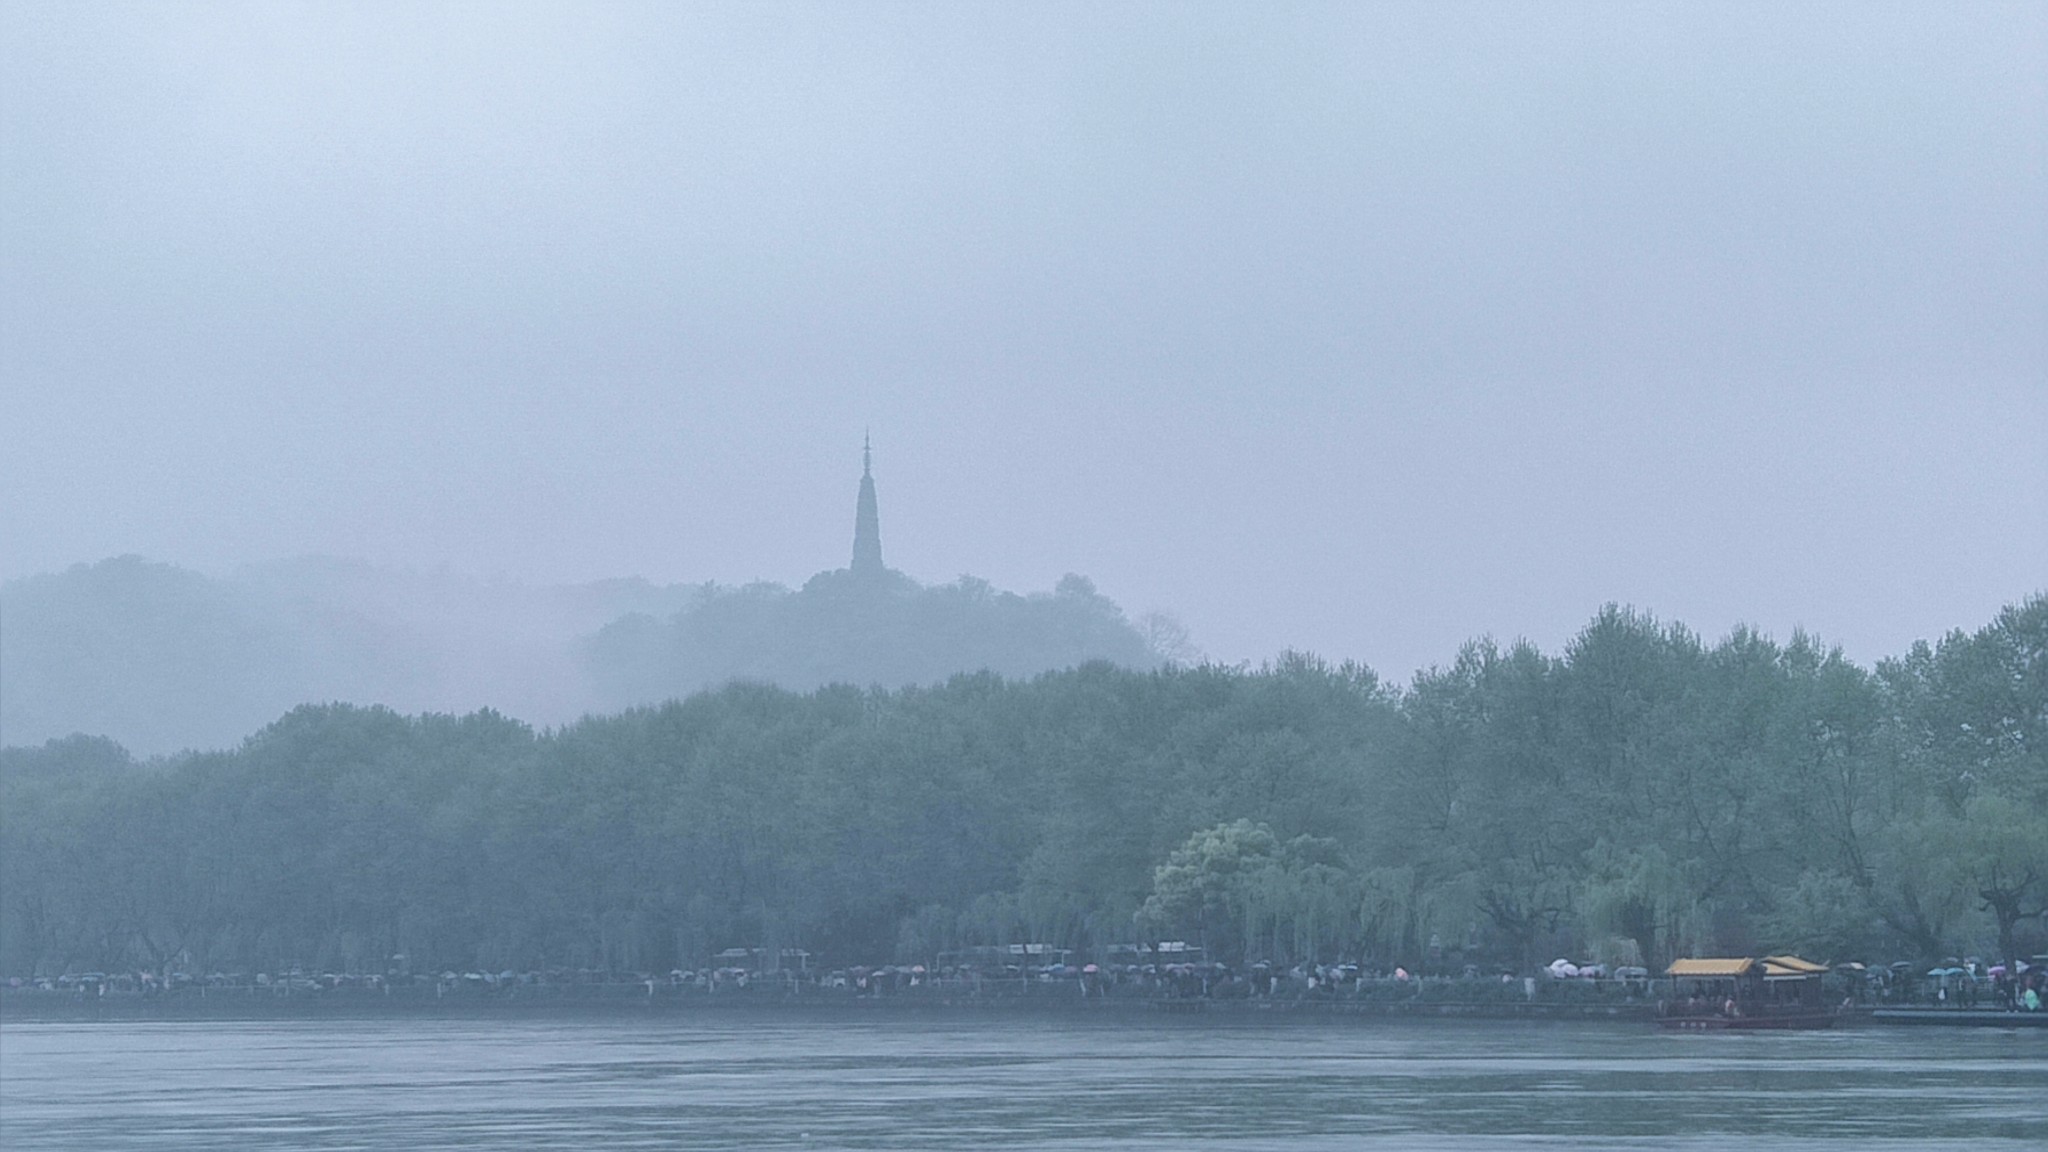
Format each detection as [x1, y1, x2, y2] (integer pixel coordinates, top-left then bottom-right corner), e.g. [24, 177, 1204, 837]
[6, 1, 2044, 684]
[12, 544, 2043, 674]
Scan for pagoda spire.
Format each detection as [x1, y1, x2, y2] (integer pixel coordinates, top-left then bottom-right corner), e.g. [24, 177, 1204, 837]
[851, 433, 883, 574]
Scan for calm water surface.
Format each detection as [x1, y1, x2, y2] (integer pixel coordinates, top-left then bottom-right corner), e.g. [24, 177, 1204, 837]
[2, 1016, 2041, 1149]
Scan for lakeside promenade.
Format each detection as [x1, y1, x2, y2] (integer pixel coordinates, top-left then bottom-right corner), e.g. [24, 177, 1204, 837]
[5, 974, 1664, 1023]
[8, 971, 2031, 1016]
[11, 962, 2040, 1025]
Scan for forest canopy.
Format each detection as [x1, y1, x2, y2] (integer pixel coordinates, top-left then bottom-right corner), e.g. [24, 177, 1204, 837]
[3, 596, 2042, 979]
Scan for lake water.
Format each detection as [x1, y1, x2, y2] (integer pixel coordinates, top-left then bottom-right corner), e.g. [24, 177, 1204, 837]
[1, 1015, 2041, 1149]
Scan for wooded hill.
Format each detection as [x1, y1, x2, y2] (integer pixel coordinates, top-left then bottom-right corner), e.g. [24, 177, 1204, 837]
[0, 556, 1167, 755]
[3, 596, 2042, 978]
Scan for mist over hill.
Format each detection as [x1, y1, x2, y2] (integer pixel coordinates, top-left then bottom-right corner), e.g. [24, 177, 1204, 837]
[0, 555, 689, 753]
[0, 555, 1175, 755]
[2, 448, 1180, 754]
[586, 568, 1174, 704]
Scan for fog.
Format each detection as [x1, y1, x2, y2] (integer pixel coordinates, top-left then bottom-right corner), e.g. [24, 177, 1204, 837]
[0, 552, 1174, 751]
[5, 1, 2044, 707]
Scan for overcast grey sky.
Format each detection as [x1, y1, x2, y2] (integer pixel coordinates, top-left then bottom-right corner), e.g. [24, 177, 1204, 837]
[4, 1, 2043, 678]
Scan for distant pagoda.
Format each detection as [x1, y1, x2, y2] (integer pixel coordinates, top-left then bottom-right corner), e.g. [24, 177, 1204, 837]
[851, 433, 884, 575]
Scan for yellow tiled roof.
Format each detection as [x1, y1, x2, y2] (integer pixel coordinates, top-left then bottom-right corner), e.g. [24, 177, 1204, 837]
[1762, 955, 1827, 976]
[1666, 957, 1757, 977]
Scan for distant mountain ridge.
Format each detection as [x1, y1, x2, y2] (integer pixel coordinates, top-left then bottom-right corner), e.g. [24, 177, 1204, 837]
[0, 555, 1177, 755]
[0, 555, 691, 754]
[3, 448, 1182, 753]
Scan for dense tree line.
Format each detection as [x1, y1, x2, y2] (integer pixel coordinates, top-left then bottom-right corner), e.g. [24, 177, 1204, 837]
[3, 597, 2042, 978]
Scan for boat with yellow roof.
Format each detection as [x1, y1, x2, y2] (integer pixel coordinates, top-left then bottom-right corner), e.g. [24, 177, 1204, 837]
[1657, 955, 1836, 1030]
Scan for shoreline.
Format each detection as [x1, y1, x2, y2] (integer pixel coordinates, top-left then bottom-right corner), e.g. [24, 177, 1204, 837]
[13, 990, 2037, 1028]
[0, 988, 1660, 1025]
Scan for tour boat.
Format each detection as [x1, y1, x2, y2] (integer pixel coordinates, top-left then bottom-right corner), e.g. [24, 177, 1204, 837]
[1657, 956, 1836, 1030]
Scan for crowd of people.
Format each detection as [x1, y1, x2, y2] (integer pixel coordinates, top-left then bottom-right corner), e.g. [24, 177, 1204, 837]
[8, 955, 2044, 1011]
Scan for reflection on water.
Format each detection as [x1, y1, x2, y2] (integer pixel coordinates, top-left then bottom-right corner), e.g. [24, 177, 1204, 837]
[1, 1016, 2041, 1149]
